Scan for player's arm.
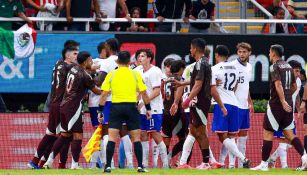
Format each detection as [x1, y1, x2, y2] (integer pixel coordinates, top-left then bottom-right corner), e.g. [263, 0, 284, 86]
[173, 79, 190, 87]
[290, 80, 297, 95]
[149, 87, 161, 101]
[299, 83, 307, 115]
[274, 80, 292, 112]
[91, 86, 101, 95]
[248, 91, 254, 116]
[211, 85, 227, 116]
[170, 84, 184, 116]
[94, 72, 107, 87]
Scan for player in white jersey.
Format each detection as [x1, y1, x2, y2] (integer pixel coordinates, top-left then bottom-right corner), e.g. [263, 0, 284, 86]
[211, 45, 251, 168]
[97, 38, 133, 168]
[226, 43, 253, 168]
[137, 49, 169, 168]
[267, 60, 302, 168]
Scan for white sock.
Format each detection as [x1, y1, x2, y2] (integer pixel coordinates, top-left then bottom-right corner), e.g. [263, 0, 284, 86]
[209, 146, 217, 163]
[90, 151, 100, 163]
[102, 135, 108, 164]
[99, 140, 104, 165]
[223, 138, 245, 162]
[237, 136, 247, 168]
[229, 151, 236, 168]
[179, 135, 195, 165]
[121, 135, 133, 166]
[152, 139, 159, 168]
[157, 141, 169, 168]
[45, 152, 55, 166]
[277, 143, 288, 168]
[219, 144, 228, 164]
[141, 141, 149, 167]
[269, 148, 279, 162]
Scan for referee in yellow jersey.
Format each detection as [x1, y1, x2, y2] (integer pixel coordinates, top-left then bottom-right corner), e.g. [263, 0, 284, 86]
[98, 51, 151, 173]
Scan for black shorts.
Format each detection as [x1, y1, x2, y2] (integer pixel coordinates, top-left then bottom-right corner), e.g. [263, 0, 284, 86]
[162, 109, 188, 138]
[109, 103, 140, 131]
[60, 103, 83, 133]
[263, 103, 294, 132]
[190, 106, 209, 127]
[304, 113, 307, 124]
[47, 102, 61, 134]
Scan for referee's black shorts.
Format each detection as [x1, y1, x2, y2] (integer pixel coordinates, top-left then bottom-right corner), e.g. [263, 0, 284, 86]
[109, 103, 140, 131]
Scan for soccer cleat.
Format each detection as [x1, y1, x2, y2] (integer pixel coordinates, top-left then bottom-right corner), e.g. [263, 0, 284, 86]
[302, 154, 307, 169]
[196, 163, 211, 170]
[250, 161, 269, 171]
[137, 167, 149, 173]
[177, 164, 193, 169]
[243, 159, 252, 168]
[27, 161, 40, 169]
[127, 163, 134, 169]
[209, 161, 224, 169]
[267, 158, 276, 168]
[42, 163, 51, 169]
[71, 164, 83, 170]
[104, 167, 111, 173]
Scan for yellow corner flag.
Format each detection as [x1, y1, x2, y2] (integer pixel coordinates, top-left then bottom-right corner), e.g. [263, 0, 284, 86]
[82, 124, 102, 162]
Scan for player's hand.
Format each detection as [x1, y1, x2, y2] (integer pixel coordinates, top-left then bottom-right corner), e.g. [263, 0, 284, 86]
[216, 79, 223, 86]
[97, 112, 104, 123]
[173, 79, 183, 88]
[138, 101, 144, 111]
[146, 110, 152, 119]
[281, 100, 292, 113]
[221, 106, 228, 117]
[170, 103, 178, 116]
[66, 16, 73, 23]
[298, 102, 306, 119]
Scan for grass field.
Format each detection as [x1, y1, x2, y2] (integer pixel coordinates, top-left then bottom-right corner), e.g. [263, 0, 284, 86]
[0, 169, 306, 175]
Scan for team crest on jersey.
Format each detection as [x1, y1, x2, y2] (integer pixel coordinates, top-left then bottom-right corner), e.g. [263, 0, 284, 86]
[17, 32, 30, 48]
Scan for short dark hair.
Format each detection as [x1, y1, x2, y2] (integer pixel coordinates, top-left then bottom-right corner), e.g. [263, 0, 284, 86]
[117, 51, 131, 65]
[97, 42, 106, 54]
[171, 60, 186, 73]
[273, 6, 285, 16]
[62, 46, 79, 60]
[215, 45, 229, 57]
[236, 42, 252, 52]
[204, 46, 210, 58]
[106, 38, 120, 52]
[164, 58, 175, 67]
[288, 60, 302, 69]
[131, 7, 141, 15]
[77, 51, 91, 64]
[191, 38, 206, 53]
[64, 40, 80, 48]
[270, 44, 284, 57]
[135, 49, 142, 60]
[139, 48, 155, 63]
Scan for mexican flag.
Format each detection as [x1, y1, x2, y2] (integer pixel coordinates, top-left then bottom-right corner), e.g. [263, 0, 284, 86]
[0, 24, 36, 60]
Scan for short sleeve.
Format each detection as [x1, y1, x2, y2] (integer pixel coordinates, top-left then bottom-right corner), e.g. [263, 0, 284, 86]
[211, 66, 217, 85]
[150, 68, 162, 88]
[99, 60, 109, 73]
[195, 61, 205, 81]
[134, 71, 147, 92]
[101, 71, 112, 92]
[270, 64, 281, 82]
[16, 0, 25, 13]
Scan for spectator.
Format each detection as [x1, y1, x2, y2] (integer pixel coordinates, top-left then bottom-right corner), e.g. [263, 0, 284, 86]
[153, 0, 192, 32]
[189, 0, 215, 33]
[96, 0, 131, 31]
[126, 7, 148, 32]
[287, 0, 307, 33]
[262, 7, 288, 33]
[25, 0, 63, 14]
[126, 0, 148, 18]
[66, 0, 101, 31]
[0, 0, 32, 30]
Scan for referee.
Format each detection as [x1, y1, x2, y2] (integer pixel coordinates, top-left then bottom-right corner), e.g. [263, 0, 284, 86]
[98, 51, 151, 173]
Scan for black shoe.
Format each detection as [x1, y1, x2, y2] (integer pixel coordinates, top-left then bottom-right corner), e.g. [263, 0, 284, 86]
[243, 159, 252, 168]
[104, 167, 111, 173]
[137, 167, 148, 173]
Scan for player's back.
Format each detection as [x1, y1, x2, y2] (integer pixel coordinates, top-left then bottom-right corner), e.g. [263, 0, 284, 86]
[269, 60, 295, 107]
[212, 61, 239, 106]
[162, 74, 182, 111]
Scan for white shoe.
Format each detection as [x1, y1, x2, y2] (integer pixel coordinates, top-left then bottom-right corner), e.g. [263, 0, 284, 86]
[42, 162, 52, 169]
[71, 163, 83, 169]
[250, 161, 269, 171]
[302, 154, 307, 169]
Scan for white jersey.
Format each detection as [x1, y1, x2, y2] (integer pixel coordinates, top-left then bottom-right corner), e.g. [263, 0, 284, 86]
[182, 62, 196, 113]
[137, 65, 164, 114]
[100, 55, 118, 101]
[97, 0, 116, 18]
[211, 61, 239, 106]
[88, 58, 104, 107]
[233, 59, 252, 109]
[292, 78, 301, 110]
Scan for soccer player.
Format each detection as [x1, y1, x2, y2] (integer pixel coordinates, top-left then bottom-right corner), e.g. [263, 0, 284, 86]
[43, 51, 102, 169]
[211, 45, 251, 168]
[267, 60, 302, 169]
[137, 48, 169, 168]
[251, 45, 307, 171]
[99, 51, 150, 173]
[161, 59, 188, 166]
[28, 41, 80, 169]
[227, 42, 253, 168]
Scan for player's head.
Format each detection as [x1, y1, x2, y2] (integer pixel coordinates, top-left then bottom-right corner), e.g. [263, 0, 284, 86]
[117, 51, 131, 65]
[138, 48, 155, 66]
[97, 42, 107, 59]
[105, 38, 120, 57]
[171, 60, 186, 76]
[273, 7, 285, 19]
[62, 46, 79, 64]
[77, 51, 93, 69]
[269, 44, 284, 62]
[64, 40, 80, 49]
[236, 42, 251, 63]
[163, 58, 175, 77]
[215, 45, 229, 63]
[288, 60, 302, 78]
[300, 69, 306, 81]
[190, 38, 206, 58]
[135, 49, 142, 66]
